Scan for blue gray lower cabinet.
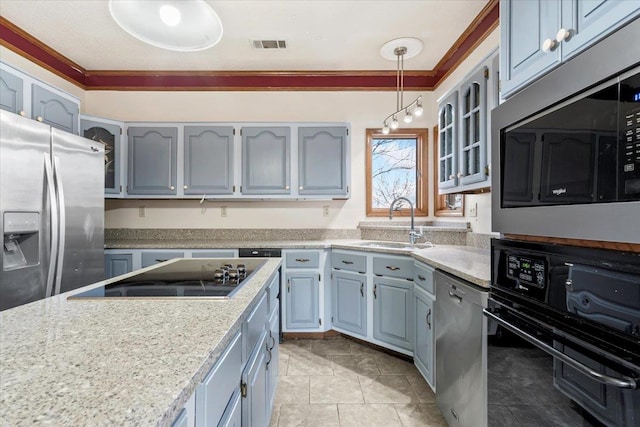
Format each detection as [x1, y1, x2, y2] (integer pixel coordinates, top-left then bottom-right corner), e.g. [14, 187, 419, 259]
[242, 330, 269, 427]
[171, 408, 188, 427]
[331, 271, 367, 337]
[266, 304, 279, 422]
[285, 272, 319, 329]
[373, 277, 414, 351]
[191, 250, 237, 258]
[414, 286, 435, 388]
[104, 253, 133, 279]
[218, 389, 242, 427]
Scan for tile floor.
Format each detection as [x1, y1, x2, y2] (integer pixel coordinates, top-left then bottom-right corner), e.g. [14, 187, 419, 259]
[270, 336, 448, 427]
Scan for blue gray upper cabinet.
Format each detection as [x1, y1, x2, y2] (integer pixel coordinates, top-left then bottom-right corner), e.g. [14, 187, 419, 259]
[184, 126, 234, 195]
[127, 126, 178, 195]
[80, 118, 122, 196]
[501, 0, 640, 98]
[0, 69, 24, 115]
[242, 127, 291, 195]
[298, 126, 348, 196]
[438, 91, 458, 191]
[458, 66, 488, 187]
[31, 84, 79, 134]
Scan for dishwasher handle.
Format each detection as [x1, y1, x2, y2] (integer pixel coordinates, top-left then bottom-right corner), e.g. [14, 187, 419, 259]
[483, 309, 639, 390]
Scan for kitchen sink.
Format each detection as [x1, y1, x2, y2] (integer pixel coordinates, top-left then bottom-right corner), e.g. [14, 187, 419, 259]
[355, 241, 434, 250]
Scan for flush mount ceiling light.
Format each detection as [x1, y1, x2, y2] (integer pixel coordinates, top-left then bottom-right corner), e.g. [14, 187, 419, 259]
[108, 0, 223, 52]
[379, 38, 424, 135]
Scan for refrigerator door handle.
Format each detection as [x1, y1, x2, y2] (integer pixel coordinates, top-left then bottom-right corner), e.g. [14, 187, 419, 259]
[53, 156, 66, 296]
[43, 153, 59, 297]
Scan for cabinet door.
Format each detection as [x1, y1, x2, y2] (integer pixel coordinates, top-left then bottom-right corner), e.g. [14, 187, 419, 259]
[285, 272, 319, 329]
[373, 278, 413, 351]
[81, 118, 123, 195]
[184, 126, 234, 195]
[331, 271, 367, 337]
[459, 66, 489, 186]
[266, 306, 279, 421]
[241, 127, 290, 195]
[414, 288, 435, 389]
[31, 84, 79, 134]
[0, 69, 24, 115]
[104, 253, 133, 279]
[127, 126, 178, 195]
[242, 331, 268, 427]
[298, 126, 348, 196]
[500, 0, 561, 98]
[561, 0, 640, 60]
[219, 389, 241, 427]
[438, 91, 458, 191]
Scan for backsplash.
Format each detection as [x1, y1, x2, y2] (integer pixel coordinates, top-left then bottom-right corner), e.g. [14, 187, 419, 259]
[105, 228, 361, 242]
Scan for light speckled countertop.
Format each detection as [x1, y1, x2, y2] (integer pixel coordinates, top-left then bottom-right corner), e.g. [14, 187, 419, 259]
[0, 258, 282, 427]
[106, 239, 491, 288]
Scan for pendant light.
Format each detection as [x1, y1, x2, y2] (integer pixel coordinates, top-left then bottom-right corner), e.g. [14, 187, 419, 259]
[380, 38, 424, 134]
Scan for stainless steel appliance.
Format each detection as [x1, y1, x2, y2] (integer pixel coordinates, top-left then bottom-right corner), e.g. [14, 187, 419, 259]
[0, 110, 104, 311]
[69, 258, 266, 299]
[492, 19, 640, 243]
[435, 270, 488, 427]
[485, 239, 640, 426]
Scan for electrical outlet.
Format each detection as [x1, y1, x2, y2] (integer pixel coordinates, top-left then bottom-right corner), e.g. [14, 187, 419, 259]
[469, 203, 478, 217]
[323, 206, 330, 217]
[221, 206, 228, 217]
[138, 206, 145, 218]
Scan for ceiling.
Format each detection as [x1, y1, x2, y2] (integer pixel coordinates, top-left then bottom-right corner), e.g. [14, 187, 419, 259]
[0, 0, 490, 73]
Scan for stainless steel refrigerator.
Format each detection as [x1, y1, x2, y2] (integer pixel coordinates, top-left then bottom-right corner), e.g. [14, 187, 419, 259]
[0, 110, 104, 311]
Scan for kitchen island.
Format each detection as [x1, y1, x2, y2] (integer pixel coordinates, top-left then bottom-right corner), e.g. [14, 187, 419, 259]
[0, 258, 282, 426]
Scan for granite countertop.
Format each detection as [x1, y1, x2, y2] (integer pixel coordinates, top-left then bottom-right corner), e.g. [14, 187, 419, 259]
[0, 258, 282, 427]
[106, 239, 490, 288]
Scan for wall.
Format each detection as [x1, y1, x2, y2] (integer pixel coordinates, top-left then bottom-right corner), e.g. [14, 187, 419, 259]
[433, 27, 499, 234]
[86, 90, 437, 229]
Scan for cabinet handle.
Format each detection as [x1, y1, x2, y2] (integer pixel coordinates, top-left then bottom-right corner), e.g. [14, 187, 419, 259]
[541, 38, 557, 53]
[270, 335, 276, 350]
[449, 174, 455, 180]
[448, 290, 462, 304]
[295, 258, 310, 263]
[36, 116, 43, 122]
[299, 186, 303, 190]
[386, 266, 400, 271]
[19, 110, 26, 117]
[287, 279, 290, 293]
[342, 260, 354, 265]
[556, 28, 571, 42]
[170, 186, 175, 190]
[265, 342, 272, 368]
[155, 259, 169, 263]
[457, 172, 464, 178]
[183, 185, 188, 189]
[426, 308, 432, 330]
[285, 185, 290, 190]
[417, 275, 426, 281]
[360, 283, 364, 297]
[373, 284, 377, 299]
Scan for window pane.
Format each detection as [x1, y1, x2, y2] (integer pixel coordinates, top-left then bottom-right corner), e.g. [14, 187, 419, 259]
[473, 111, 480, 143]
[371, 138, 417, 208]
[446, 104, 452, 125]
[439, 132, 446, 159]
[473, 83, 480, 108]
[474, 146, 480, 174]
[440, 110, 445, 128]
[464, 117, 470, 147]
[464, 89, 470, 113]
[440, 159, 446, 183]
[446, 157, 452, 180]
[446, 128, 452, 154]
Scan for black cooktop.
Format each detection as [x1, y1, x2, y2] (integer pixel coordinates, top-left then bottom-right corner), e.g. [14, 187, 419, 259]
[69, 258, 266, 299]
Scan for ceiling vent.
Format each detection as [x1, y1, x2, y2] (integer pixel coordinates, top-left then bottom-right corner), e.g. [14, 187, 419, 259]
[251, 39, 287, 49]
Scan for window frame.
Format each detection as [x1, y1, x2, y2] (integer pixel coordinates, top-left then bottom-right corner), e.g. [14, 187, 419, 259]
[365, 128, 429, 217]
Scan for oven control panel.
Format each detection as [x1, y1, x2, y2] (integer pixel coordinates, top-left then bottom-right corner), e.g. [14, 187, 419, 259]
[506, 254, 546, 289]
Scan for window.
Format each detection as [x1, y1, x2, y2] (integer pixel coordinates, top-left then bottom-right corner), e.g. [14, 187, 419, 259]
[366, 128, 428, 217]
[433, 126, 464, 217]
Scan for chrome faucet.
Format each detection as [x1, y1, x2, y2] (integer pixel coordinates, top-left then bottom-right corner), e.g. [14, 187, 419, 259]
[389, 196, 423, 244]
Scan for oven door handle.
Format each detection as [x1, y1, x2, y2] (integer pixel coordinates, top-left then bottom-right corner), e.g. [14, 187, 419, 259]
[483, 309, 638, 390]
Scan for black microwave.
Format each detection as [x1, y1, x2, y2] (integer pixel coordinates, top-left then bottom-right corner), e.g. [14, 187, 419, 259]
[491, 19, 640, 244]
[501, 69, 640, 207]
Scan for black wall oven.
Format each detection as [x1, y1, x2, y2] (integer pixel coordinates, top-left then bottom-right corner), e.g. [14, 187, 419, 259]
[486, 239, 640, 426]
[491, 19, 640, 244]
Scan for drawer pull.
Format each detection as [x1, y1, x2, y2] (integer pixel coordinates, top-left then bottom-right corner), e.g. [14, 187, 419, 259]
[342, 260, 354, 265]
[386, 266, 400, 271]
[426, 308, 432, 329]
[295, 258, 310, 263]
[265, 343, 272, 368]
[155, 259, 168, 263]
[373, 284, 377, 299]
[360, 283, 364, 297]
[417, 274, 426, 281]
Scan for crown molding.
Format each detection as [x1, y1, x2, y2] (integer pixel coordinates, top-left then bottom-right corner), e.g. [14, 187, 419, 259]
[0, 0, 498, 91]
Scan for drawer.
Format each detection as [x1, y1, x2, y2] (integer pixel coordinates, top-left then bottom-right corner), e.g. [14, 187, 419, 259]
[191, 249, 237, 258]
[195, 332, 242, 427]
[243, 292, 268, 362]
[373, 255, 414, 280]
[141, 251, 185, 268]
[414, 262, 435, 294]
[331, 251, 367, 273]
[267, 271, 280, 313]
[285, 251, 320, 269]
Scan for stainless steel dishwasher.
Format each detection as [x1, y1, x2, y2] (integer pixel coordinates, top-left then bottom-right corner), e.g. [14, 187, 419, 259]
[435, 270, 488, 427]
